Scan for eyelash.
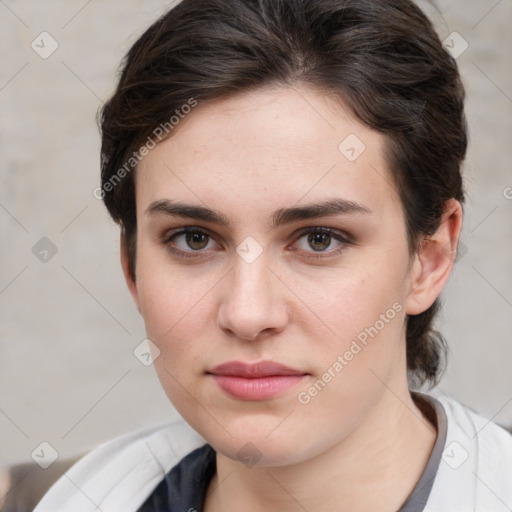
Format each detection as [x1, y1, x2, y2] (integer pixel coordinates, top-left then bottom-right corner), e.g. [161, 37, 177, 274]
[161, 226, 353, 260]
[290, 227, 353, 259]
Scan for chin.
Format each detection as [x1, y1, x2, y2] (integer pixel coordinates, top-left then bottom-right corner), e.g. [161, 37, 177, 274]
[187, 413, 315, 467]
[213, 435, 309, 468]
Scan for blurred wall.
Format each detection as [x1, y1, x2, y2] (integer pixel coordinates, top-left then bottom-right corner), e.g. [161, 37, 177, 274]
[0, 0, 511, 469]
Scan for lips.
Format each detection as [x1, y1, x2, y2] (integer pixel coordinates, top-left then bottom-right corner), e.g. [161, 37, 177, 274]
[207, 360, 307, 400]
[209, 360, 306, 378]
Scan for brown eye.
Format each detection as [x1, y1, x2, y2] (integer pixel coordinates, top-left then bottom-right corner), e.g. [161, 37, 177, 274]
[307, 231, 332, 251]
[185, 231, 210, 250]
[164, 227, 218, 255]
[292, 227, 352, 258]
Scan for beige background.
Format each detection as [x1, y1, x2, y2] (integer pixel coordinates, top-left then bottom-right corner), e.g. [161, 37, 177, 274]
[0, 0, 511, 469]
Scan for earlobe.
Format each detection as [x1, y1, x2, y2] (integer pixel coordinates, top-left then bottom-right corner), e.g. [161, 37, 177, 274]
[406, 199, 463, 315]
[120, 228, 142, 314]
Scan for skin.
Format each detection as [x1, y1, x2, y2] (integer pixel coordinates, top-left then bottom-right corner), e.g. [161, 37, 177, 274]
[121, 85, 462, 511]
[0, 470, 9, 509]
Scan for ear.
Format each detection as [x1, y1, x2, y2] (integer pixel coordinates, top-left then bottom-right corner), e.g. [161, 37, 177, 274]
[120, 228, 142, 314]
[406, 199, 463, 315]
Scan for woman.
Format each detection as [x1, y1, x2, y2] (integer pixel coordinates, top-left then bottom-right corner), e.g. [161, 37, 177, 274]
[35, 0, 512, 510]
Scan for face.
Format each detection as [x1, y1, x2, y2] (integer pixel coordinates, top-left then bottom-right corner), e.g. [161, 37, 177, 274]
[127, 85, 425, 466]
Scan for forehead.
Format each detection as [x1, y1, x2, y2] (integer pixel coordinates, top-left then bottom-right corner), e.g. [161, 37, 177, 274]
[135, 86, 400, 218]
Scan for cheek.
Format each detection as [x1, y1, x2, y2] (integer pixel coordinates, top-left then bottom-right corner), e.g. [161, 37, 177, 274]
[135, 239, 212, 333]
[292, 251, 410, 389]
[291, 268, 408, 445]
[137, 273, 214, 355]
[292, 249, 408, 337]
[134, 247, 221, 389]
[137, 268, 215, 411]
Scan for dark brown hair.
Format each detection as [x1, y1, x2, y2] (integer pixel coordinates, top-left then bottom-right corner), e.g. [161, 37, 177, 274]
[98, 0, 467, 388]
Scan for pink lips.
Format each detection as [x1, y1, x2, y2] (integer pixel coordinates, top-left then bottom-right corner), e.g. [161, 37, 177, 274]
[207, 360, 307, 401]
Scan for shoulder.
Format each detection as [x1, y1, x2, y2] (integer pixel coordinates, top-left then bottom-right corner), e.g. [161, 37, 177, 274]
[436, 391, 512, 466]
[34, 419, 206, 512]
[424, 391, 512, 512]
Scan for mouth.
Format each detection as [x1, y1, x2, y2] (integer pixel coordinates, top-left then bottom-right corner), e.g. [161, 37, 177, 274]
[207, 360, 308, 401]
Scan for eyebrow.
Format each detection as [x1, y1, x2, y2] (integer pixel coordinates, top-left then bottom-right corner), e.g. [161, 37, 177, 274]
[272, 198, 371, 225]
[145, 198, 372, 227]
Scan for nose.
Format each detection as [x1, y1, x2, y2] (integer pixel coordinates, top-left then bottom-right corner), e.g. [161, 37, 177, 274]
[217, 255, 289, 341]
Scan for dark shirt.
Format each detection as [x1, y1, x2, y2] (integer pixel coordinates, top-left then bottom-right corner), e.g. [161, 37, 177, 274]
[137, 393, 447, 512]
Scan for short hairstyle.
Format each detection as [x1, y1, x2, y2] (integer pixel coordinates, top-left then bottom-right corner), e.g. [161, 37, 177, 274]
[98, 0, 467, 389]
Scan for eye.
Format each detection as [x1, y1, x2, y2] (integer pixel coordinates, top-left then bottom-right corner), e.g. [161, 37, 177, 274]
[292, 227, 352, 257]
[163, 227, 220, 256]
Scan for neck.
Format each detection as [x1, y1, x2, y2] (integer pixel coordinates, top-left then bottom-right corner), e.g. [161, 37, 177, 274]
[204, 389, 437, 512]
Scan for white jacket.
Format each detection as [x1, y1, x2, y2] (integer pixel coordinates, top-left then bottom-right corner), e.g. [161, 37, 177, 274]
[34, 393, 512, 512]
